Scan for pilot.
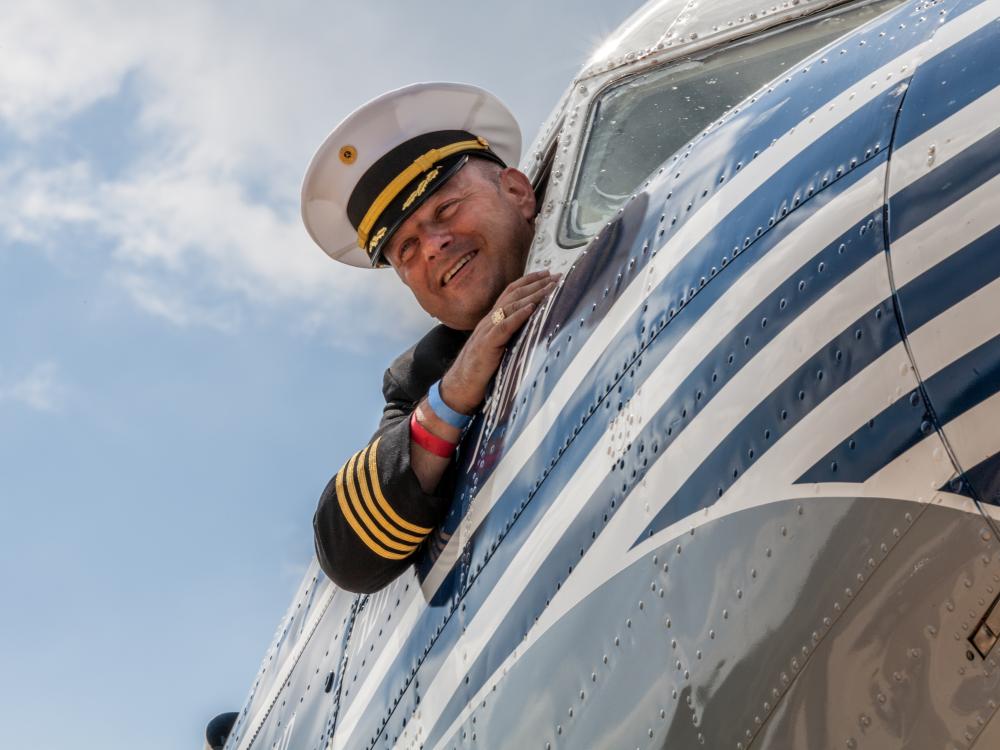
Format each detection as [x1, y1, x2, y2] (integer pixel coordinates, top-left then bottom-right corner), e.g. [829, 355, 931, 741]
[302, 82, 558, 593]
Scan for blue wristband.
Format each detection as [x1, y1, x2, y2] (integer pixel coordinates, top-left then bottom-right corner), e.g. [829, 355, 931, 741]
[428, 380, 472, 429]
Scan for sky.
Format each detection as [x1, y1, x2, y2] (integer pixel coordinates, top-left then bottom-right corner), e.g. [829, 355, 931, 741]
[0, 2, 647, 748]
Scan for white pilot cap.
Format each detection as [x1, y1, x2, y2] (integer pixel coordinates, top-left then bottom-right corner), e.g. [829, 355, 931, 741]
[301, 82, 522, 268]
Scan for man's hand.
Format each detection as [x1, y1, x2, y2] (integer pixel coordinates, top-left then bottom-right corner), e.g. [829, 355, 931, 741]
[440, 270, 560, 414]
[408, 270, 559, 493]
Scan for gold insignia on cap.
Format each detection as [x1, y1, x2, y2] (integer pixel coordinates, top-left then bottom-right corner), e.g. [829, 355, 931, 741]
[339, 145, 357, 164]
[368, 227, 387, 252]
[401, 167, 441, 211]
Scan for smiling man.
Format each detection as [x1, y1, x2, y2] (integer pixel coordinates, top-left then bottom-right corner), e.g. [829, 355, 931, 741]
[302, 83, 558, 593]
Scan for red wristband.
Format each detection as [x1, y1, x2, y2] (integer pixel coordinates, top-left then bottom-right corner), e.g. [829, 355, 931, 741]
[410, 411, 457, 458]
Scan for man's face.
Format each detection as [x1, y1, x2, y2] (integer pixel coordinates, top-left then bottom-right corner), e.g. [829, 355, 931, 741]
[382, 161, 536, 330]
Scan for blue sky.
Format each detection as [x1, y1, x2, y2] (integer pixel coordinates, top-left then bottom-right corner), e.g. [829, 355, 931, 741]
[0, 2, 644, 747]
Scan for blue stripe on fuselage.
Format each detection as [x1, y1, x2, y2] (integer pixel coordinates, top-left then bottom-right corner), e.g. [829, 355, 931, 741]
[801, 166, 1000, 484]
[957, 450, 1000, 502]
[892, 20, 1000, 152]
[890, 123, 1000, 243]
[635, 296, 900, 543]
[799, 327, 1000, 488]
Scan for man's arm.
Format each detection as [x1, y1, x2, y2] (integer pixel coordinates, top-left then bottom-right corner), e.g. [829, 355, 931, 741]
[312, 327, 466, 594]
[314, 271, 558, 593]
[313, 412, 450, 594]
[408, 271, 558, 492]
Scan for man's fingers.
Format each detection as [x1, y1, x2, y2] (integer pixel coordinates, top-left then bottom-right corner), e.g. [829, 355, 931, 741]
[497, 276, 560, 308]
[497, 278, 552, 304]
[503, 281, 557, 312]
[499, 271, 561, 301]
[496, 286, 552, 319]
[493, 301, 535, 340]
[487, 282, 557, 328]
[478, 299, 533, 343]
[523, 280, 558, 304]
[480, 277, 559, 343]
[511, 270, 553, 288]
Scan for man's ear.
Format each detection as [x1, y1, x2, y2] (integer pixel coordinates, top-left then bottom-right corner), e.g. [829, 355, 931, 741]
[499, 168, 536, 221]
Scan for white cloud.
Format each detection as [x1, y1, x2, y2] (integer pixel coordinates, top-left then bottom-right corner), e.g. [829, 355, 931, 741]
[116, 271, 240, 333]
[0, 362, 66, 412]
[0, 0, 641, 349]
[0, 3, 147, 139]
[0, 159, 99, 246]
[0, 1, 442, 348]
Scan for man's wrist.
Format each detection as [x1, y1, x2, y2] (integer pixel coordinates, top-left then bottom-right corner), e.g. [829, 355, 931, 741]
[427, 380, 472, 429]
[414, 401, 461, 442]
[439, 369, 483, 416]
[409, 412, 457, 458]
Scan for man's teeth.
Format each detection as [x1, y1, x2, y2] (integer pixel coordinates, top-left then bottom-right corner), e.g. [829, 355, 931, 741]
[443, 252, 475, 285]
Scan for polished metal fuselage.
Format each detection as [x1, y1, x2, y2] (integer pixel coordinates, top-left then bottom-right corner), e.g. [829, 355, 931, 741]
[219, 0, 1000, 747]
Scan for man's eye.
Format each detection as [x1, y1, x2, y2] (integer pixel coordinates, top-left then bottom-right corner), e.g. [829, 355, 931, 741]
[436, 200, 459, 219]
[398, 239, 416, 261]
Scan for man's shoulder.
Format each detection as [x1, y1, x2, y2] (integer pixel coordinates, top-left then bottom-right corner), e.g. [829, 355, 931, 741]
[384, 324, 470, 402]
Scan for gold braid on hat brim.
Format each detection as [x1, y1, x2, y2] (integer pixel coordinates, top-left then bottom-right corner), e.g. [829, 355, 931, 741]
[357, 137, 491, 250]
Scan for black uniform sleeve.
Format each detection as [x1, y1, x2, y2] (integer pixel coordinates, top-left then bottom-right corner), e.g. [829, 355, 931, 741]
[313, 325, 469, 593]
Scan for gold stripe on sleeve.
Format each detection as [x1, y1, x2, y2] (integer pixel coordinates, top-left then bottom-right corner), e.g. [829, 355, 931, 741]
[355, 444, 426, 544]
[344, 451, 419, 554]
[334, 458, 413, 561]
[367, 436, 434, 534]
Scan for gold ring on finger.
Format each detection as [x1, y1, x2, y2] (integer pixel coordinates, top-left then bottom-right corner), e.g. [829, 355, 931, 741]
[491, 307, 506, 326]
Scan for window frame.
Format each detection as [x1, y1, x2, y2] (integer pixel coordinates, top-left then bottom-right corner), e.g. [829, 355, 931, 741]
[556, 0, 899, 248]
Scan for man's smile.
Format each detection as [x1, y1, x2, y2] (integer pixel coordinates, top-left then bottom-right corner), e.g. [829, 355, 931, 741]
[441, 250, 478, 287]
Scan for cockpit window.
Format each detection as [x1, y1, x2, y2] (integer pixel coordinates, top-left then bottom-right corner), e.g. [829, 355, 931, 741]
[561, 0, 904, 245]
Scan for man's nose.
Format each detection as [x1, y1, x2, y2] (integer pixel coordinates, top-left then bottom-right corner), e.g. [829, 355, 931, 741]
[418, 225, 451, 261]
